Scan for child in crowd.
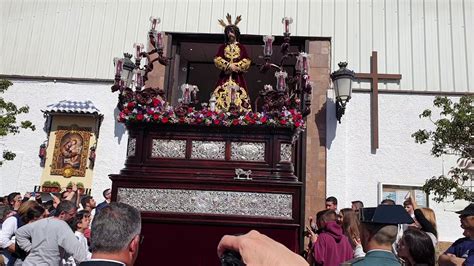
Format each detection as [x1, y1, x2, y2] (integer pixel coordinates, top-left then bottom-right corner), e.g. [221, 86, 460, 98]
[62, 210, 92, 265]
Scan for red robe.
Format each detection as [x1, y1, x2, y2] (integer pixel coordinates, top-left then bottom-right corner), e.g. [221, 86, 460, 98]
[212, 42, 252, 112]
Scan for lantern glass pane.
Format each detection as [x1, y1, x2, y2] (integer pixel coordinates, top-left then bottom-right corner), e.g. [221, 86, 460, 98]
[336, 78, 352, 101]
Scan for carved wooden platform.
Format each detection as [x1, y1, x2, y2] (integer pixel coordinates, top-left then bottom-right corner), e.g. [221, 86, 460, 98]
[110, 123, 303, 265]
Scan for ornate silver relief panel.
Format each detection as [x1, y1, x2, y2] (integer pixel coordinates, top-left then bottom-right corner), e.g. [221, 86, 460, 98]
[117, 187, 293, 219]
[191, 141, 225, 160]
[127, 138, 136, 157]
[280, 143, 293, 162]
[231, 142, 265, 161]
[151, 139, 186, 158]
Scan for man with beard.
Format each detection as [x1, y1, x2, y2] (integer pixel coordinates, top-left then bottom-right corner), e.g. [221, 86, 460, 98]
[212, 13, 252, 112]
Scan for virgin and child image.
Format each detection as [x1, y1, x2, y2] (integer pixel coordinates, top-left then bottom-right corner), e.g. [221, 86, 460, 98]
[58, 133, 83, 169]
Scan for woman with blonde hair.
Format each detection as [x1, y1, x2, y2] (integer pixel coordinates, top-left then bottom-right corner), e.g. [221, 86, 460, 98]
[414, 207, 438, 246]
[339, 208, 365, 258]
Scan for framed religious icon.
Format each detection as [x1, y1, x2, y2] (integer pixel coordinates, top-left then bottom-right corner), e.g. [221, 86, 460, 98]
[378, 182, 429, 208]
[50, 126, 92, 177]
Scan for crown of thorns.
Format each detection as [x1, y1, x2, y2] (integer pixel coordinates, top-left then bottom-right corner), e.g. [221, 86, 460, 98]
[218, 13, 242, 28]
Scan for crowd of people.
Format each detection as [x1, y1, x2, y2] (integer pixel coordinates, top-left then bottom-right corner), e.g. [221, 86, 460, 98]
[0, 184, 111, 265]
[0, 187, 472, 265]
[218, 196, 473, 266]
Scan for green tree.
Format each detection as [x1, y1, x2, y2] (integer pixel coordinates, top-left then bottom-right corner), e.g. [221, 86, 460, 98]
[412, 95, 473, 202]
[0, 79, 36, 166]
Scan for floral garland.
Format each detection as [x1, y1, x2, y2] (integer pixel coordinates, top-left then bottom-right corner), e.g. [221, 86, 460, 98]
[117, 97, 305, 129]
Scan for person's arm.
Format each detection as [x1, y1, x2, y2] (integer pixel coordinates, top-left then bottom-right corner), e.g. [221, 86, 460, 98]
[312, 234, 327, 265]
[15, 222, 34, 253]
[414, 209, 437, 236]
[0, 216, 17, 252]
[438, 253, 465, 266]
[58, 222, 88, 263]
[217, 230, 308, 266]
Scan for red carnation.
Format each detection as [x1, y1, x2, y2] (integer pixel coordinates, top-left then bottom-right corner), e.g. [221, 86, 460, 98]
[147, 109, 154, 115]
[153, 114, 159, 120]
[179, 117, 185, 123]
[213, 119, 220, 125]
[295, 121, 301, 127]
[260, 116, 268, 123]
[136, 114, 144, 121]
[127, 102, 136, 109]
[280, 119, 287, 125]
[187, 107, 194, 113]
[161, 117, 169, 123]
[152, 98, 161, 107]
[232, 119, 239, 126]
[123, 108, 130, 114]
[196, 118, 203, 123]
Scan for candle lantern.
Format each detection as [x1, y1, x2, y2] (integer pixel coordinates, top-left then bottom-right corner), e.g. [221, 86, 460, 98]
[275, 71, 288, 92]
[113, 57, 124, 76]
[296, 52, 310, 74]
[121, 53, 135, 88]
[133, 43, 144, 64]
[180, 84, 192, 104]
[149, 16, 160, 31]
[209, 95, 216, 112]
[135, 69, 145, 90]
[156, 31, 165, 51]
[281, 17, 293, 35]
[263, 35, 274, 58]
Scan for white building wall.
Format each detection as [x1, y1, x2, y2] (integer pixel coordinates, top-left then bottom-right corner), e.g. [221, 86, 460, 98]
[326, 91, 465, 242]
[0, 80, 128, 201]
[0, 0, 472, 92]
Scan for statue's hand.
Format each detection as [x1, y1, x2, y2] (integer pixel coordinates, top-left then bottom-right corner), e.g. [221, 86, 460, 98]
[229, 63, 239, 72]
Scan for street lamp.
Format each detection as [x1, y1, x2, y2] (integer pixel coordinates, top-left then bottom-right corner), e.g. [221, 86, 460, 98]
[331, 62, 355, 123]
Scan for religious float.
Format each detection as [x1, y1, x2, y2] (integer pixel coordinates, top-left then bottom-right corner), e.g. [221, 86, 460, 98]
[110, 15, 313, 265]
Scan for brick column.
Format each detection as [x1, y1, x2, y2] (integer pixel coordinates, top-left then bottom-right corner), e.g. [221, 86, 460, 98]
[305, 40, 330, 226]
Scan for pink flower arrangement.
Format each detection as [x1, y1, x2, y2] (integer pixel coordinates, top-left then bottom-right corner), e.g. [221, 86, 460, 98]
[117, 97, 305, 129]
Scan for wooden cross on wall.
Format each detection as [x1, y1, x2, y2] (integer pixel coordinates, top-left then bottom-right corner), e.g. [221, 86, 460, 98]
[355, 51, 402, 151]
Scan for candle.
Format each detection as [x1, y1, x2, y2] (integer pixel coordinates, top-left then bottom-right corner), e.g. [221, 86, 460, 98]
[282, 17, 293, 34]
[275, 71, 288, 92]
[156, 32, 164, 50]
[210, 96, 216, 111]
[263, 35, 274, 57]
[296, 52, 310, 73]
[149, 16, 160, 31]
[114, 58, 123, 76]
[133, 43, 144, 61]
[135, 70, 144, 88]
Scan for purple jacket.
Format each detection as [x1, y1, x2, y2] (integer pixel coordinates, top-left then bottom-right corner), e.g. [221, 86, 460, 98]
[313, 221, 353, 266]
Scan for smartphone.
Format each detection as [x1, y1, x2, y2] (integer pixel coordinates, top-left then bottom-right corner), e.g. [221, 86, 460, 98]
[31, 192, 36, 197]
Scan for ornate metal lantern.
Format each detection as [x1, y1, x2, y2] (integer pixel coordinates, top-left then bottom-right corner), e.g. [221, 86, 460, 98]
[330, 62, 355, 123]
